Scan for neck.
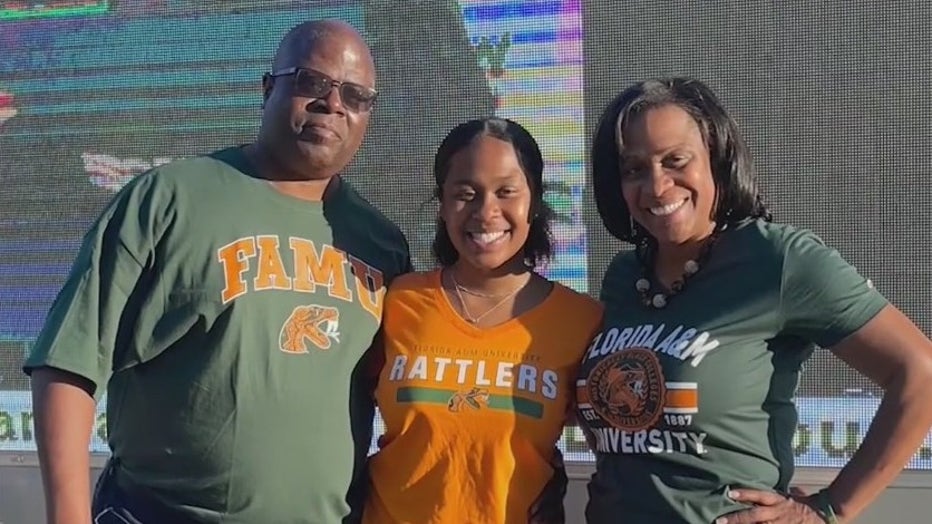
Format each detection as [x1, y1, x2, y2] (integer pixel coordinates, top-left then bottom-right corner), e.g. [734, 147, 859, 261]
[652, 221, 718, 278]
[449, 259, 531, 297]
[267, 178, 335, 202]
[652, 233, 713, 287]
[243, 143, 335, 202]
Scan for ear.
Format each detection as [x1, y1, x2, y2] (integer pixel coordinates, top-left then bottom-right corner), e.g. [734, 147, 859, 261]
[527, 200, 538, 224]
[435, 189, 446, 214]
[261, 73, 273, 107]
[436, 199, 447, 222]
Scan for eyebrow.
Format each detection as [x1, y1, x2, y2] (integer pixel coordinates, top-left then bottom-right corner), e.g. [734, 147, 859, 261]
[448, 171, 525, 183]
[621, 144, 693, 161]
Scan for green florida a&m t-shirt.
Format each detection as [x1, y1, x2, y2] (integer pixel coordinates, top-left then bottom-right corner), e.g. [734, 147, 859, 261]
[576, 219, 887, 524]
[24, 147, 411, 523]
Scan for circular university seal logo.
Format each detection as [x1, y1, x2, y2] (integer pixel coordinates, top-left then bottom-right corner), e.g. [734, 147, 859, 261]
[586, 348, 666, 431]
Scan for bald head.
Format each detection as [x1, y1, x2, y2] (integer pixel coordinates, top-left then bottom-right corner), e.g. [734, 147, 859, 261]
[273, 19, 373, 74]
[253, 18, 377, 184]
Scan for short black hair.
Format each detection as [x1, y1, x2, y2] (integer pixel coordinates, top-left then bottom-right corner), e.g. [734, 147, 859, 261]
[591, 77, 771, 244]
[431, 117, 554, 267]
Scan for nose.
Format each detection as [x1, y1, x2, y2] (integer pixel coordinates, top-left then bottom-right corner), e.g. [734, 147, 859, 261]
[473, 193, 501, 221]
[307, 84, 345, 114]
[645, 164, 674, 196]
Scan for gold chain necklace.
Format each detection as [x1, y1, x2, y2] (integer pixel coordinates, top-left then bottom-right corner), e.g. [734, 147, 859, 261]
[453, 281, 513, 299]
[449, 270, 527, 324]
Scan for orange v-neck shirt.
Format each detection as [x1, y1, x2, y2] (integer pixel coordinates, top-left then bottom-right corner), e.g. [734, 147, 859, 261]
[365, 270, 603, 524]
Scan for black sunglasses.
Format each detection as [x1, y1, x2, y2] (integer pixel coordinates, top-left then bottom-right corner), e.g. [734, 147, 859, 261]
[266, 67, 378, 113]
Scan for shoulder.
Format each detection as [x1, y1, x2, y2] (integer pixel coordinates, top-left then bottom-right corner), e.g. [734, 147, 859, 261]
[388, 270, 436, 293]
[338, 179, 410, 276]
[340, 179, 407, 245]
[709, 219, 830, 281]
[738, 219, 878, 304]
[152, 148, 238, 179]
[384, 271, 439, 318]
[604, 248, 638, 278]
[327, 179, 411, 280]
[600, 248, 639, 299]
[91, 153, 220, 227]
[730, 218, 825, 258]
[551, 281, 603, 316]
[546, 281, 603, 343]
[120, 147, 241, 198]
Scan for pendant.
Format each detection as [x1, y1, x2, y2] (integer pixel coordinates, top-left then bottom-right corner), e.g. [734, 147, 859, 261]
[635, 278, 651, 292]
[684, 260, 700, 275]
[651, 294, 667, 308]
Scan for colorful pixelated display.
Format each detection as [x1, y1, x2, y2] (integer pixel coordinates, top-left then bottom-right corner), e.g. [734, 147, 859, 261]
[0, 1, 110, 21]
[461, 0, 587, 290]
[0, 1, 584, 341]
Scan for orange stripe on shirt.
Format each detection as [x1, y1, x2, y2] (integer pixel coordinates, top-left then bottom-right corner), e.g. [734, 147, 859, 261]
[575, 381, 697, 413]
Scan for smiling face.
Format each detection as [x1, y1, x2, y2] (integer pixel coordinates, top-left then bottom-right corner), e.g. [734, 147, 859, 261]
[439, 134, 534, 273]
[256, 22, 375, 180]
[619, 104, 717, 247]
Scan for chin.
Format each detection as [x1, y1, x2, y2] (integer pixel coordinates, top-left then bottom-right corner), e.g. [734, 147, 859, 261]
[654, 229, 708, 247]
[468, 249, 532, 274]
[641, 218, 693, 244]
[293, 153, 339, 177]
[457, 253, 511, 273]
[639, 226, 676, 244]
[460, 258, 504, 273]
[297, 146, 332, 163]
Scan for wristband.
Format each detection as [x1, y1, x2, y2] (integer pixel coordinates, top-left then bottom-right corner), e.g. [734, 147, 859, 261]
[813, 488, 839, 524]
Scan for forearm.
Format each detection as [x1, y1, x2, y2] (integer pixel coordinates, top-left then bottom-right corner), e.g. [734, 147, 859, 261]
[31, 367, 98, 524]
[826, 370, 932, 522]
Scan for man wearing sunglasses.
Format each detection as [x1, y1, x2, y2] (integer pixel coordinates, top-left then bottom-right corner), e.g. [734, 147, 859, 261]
[26, 19, 411, 524]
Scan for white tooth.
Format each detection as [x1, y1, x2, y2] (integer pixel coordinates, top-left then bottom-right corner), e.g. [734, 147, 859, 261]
[472, 231, 505, 244]
[650, 200, 685, 216]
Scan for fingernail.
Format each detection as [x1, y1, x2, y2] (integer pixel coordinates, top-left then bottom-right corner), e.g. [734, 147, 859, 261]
[728, 490, 739, 498]
[715, 519, 727, 524]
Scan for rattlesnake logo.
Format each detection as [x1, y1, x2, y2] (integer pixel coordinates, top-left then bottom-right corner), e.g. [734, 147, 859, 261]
[279, 304, 341, 353]
[447, 387, 490, 412]
[603, 367, 648, 414]
[587, 348, 665, 431]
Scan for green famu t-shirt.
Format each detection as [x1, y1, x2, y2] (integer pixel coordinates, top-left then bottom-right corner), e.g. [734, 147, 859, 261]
[576, 219, 886, 524]
[24, 147, 411, 523]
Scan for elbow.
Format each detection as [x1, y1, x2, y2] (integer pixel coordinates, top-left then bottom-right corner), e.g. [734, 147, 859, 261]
[886, 354, 932, 413]
[903, 351, 932, 387]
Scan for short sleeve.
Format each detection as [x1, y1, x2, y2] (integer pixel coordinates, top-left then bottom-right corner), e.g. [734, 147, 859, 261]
[398, 233, 414, 277]
[23, 173, 160, 400]
[401, 253, 414, 276]
[366, 329, 386, 381]
[779, 229, 887, 348]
